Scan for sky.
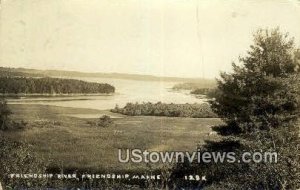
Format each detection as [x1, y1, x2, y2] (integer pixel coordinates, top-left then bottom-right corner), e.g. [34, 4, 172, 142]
[1, 0, 300, 79]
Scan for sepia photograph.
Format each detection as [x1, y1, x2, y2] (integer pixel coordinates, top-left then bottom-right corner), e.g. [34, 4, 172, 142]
[0, 0, 300, 189]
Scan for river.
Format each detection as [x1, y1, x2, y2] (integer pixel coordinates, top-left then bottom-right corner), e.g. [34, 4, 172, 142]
[7, 77, 206, 110]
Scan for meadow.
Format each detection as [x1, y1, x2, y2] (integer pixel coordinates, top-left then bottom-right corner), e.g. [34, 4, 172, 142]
[4, 104, 222, 173]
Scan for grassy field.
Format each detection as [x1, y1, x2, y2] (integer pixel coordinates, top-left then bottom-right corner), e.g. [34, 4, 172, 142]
[4, 104, 222, 172]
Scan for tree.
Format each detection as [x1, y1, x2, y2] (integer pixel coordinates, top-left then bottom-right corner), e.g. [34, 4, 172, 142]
[171, 28, 300, 189]
[211, 28, 300, 133]
[208, 28, 300, 189]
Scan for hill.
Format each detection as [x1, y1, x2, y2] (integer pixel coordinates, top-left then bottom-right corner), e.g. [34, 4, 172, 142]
[0, 67, 215, 83]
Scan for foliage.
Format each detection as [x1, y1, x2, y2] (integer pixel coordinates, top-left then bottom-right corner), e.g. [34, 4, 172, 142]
[0, 77, 115, 94]
[190, 88, 211, 95]
[111, 102, 217, 118]
[172, 28, 300, 189]
[97, 115, 114, 128]
[172, 126, 300, 189]
[207, 28, 300, 189]
[0, 98, 12, 130]
[172, 82, 216, 91]
[210, 28, 300, 133]
[190, 88, 218, 99]
[0, 97, 47, 188]
[0, 137, 48, 189]
[0, 98, 27, 131]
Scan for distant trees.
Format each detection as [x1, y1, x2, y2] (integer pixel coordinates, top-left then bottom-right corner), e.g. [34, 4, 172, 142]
[0, 68, 45, 78]
[190, 88, 218, 99]
[0, 77, 115, 94]
[111, 102, 217, 118]
[172, 83, 217, 99]
[190, 88, 211, 95]
[172, 81, 216, 91]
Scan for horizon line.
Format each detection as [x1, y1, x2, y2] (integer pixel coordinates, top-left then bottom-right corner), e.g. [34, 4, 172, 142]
[1, 66, 217, 80]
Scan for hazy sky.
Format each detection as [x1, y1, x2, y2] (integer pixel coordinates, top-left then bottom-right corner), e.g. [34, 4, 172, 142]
[1, 0, 300, 78]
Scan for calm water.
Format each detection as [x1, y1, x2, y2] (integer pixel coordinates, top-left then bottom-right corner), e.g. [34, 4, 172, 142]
[8, 77, 206, 110]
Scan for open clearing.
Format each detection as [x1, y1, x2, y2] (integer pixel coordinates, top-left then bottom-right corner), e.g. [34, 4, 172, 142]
[4, 104, 222, 172]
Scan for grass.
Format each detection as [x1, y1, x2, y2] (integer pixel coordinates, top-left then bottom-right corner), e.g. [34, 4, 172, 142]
[5, 104, 222, 172]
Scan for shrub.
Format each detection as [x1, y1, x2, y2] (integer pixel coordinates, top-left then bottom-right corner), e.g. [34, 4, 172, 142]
[0, 137, 48, 189]
[97, 115, 114, 128]
[0, 98, 28, 131]
[0, 98, 12, 130]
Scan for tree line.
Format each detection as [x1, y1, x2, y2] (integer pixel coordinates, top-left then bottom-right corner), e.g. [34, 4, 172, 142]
[0, 77, 115, 94]
[172, 81, 216, 91]
[111, 102, 217, 118]
[190, 88, 218, 99]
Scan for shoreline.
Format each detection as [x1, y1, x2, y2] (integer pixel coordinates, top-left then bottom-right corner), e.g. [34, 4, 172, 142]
[8, 103, 124, 119]
[2, 93, 115, 99]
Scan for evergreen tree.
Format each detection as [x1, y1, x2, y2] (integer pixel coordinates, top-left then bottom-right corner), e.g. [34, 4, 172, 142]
[211, 28, 300, 133]
[206, 28, 300, 189]
[172, 28, 300, 189]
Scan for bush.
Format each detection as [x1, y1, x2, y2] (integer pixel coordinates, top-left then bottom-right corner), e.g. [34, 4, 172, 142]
[0, 98, 47, 188]
[0, 98, 28, 131]
[0, 98, 12, 130]
[97, 115, 114, 128]
[0, 137, 48, 189]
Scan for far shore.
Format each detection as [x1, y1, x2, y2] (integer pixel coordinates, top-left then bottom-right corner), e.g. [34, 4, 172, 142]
[1, 93, 115, 98]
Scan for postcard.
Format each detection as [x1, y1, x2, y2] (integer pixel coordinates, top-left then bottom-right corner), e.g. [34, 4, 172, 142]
[0, 0, 299, 189]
